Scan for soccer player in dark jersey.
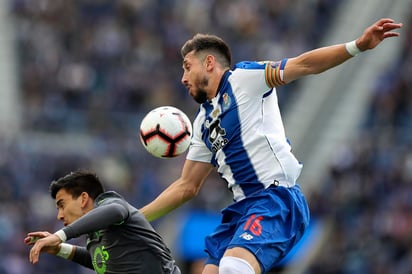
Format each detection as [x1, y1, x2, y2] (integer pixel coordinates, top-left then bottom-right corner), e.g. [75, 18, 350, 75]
[25, 170, 181, 274]
[140, 18, 403, 274]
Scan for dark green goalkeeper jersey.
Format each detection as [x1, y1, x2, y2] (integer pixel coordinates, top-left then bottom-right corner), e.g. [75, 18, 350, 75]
[61, 191, 181, 274]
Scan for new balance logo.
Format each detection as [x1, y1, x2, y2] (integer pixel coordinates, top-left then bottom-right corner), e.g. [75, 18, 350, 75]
[239, 232, 254, 241]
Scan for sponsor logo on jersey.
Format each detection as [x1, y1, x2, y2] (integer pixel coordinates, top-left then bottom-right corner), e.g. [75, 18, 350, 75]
[205, 118, 228, 153]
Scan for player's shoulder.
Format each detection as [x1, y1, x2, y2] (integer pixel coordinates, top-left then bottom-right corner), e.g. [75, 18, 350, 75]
[234, 61, 267, 70]
[96, 191, 126, 206]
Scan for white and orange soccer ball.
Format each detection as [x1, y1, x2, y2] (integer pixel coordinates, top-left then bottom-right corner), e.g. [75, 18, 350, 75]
[140, 106, 192, 158]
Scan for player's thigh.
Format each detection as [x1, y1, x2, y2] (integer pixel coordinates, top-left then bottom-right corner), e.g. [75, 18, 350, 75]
[202, 251, 259, 274]
[202, 263, 218, 274]
[224, 247, 261, 274]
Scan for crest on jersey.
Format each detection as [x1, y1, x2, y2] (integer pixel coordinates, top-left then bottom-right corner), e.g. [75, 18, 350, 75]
[222, 93, 231, 111]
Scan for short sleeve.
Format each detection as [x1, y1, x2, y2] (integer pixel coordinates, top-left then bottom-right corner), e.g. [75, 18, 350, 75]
[186, 118, 213, 163]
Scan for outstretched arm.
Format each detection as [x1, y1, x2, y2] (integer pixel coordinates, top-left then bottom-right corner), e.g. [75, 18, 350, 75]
[27, 202, 129, 264]
[282, 18, 403, 84]
[61, 202, 129, 239]
[25, 233, 93, 268]
[26, 232, 92, 267]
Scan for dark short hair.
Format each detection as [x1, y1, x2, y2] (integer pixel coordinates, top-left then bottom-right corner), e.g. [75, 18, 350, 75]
[49, 169, 105, 200]
[181, 33, 231, 68]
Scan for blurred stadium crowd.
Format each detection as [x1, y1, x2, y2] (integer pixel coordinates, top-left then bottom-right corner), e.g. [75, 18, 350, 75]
[0, 0, 410, 273]
[306, 14, 412, 274]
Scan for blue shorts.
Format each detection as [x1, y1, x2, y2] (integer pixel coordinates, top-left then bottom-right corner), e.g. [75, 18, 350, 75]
[204, 184, 310, 273]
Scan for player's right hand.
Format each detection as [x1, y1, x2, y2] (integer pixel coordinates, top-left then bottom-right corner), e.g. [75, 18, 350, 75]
[25, 231, 61, 261]
[357, 18, 402, 51]
[24, 231, 52, 245]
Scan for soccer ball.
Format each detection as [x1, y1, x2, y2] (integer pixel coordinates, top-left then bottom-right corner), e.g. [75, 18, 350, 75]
[140, 106, 192, 158]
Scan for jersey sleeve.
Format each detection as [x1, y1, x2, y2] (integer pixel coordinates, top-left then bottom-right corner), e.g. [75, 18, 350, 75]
[233, 59, 288, 96]
[62, 200, 129, 240]
[71, 245, 94, 269]
[186, 117, 213, 163]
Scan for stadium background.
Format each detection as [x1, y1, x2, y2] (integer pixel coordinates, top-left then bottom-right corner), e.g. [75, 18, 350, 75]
[0, 0, 411, 273]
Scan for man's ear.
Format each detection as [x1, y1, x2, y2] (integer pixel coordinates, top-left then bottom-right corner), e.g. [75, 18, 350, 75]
[204, 54, 215, 71]
[80, 192, 91, 209]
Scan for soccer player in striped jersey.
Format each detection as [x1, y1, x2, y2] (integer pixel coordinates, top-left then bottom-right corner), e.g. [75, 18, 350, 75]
[141, 18, 402, 274]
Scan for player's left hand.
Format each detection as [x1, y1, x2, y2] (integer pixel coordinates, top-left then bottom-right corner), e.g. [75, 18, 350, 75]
[28, 233, 62, 264]
[357, 18, 403, 51]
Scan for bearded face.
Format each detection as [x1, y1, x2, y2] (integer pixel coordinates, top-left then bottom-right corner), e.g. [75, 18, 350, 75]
[192, 76, 209, 104]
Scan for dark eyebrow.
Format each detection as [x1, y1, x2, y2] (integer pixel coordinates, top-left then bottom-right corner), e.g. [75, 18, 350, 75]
[56, 199, 64, 208]
[182, 59, 191, 68]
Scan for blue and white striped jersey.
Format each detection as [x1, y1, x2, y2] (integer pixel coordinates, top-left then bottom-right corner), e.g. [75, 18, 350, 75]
[187, 61, 303, 202]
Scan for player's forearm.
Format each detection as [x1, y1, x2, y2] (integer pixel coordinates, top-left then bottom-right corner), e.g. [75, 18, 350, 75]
[141, 160, 212, 222]
[53, 244, 93, 269]
[140, 179, 197, 222]
[284, 44, 353, 82]
[70, 245, 94, 269]
[302, 44, 354, 73]
[285, 18, 403, 82]
[56, 203, 128, 241]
